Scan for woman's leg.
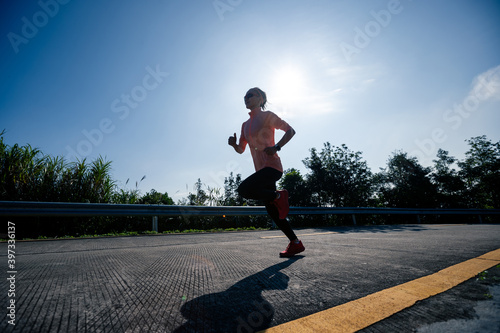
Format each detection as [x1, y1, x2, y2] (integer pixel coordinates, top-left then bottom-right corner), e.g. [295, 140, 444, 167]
[263, 185, 304, 257]
[237, 168, 281, 202]
[264, 202, 298, 241]
[238, 168, 298, 242]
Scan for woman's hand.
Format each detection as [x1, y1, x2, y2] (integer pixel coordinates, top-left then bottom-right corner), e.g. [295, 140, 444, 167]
[264, 128, 295, 155]
[264, 146, 278, 156]
[228, 133, 237, 147]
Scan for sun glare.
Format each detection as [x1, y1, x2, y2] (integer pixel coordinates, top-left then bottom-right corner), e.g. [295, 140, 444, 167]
[271, 65, 306, 107]
[268, 63, 335, 117]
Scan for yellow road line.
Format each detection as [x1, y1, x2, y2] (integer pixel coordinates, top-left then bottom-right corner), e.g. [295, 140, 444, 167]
[260, 248, 500, 333]
[261, 231, 338, 239]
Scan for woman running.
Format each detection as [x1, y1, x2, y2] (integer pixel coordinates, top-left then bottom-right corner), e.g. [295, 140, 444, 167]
[228, 87, 305, 257]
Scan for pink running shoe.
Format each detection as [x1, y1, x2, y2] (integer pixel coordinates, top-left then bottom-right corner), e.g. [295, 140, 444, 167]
[280, 240, 305, 257]
[275, 189, 289, 219]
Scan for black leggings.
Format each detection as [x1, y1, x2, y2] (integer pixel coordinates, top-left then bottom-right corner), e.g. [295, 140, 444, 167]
[238, 167, 297, 241]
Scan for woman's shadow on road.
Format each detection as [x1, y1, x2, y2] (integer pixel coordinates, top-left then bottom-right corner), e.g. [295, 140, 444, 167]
[173, 256, 302, 333]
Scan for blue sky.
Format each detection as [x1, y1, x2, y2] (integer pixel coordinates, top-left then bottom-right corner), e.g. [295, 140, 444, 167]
[1, 0, 499, 202]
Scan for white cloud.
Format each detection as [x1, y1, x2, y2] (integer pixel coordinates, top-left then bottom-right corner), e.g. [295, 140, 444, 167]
[469, 64, 500, 101]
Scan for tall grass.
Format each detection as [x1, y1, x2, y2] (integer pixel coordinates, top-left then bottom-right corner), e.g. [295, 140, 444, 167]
[0, 131, 115, 203]
[1, 131, 127, 238]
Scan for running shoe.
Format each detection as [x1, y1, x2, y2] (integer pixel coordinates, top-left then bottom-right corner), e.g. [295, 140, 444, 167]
[279, 240, 305, 257]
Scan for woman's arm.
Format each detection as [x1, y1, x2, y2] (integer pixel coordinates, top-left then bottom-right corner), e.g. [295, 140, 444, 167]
[277, 127, 296, 148]
[264, 127, 296, 155]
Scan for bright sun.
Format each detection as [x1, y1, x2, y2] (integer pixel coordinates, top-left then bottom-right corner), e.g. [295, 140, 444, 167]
[270, 65, 306, 107]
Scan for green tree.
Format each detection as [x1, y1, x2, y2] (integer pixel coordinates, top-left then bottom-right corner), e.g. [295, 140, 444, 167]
[187, 178, 208, 205]
[376, 151, 437, 208]
[458, 136, 500, 208]
[302, 143, 373, 207]
[223, 172, 241, 206]
[222, 172, 256, 206]
[279, 168, 310, 206]
[140, 189, 174, 205]
[431, 149, 465, 208]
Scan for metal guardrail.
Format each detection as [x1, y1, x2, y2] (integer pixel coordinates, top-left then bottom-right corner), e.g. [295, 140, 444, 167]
[1, 201, 499, 217]
[1, 201, 499, 231]
[0, 201, 268, 217]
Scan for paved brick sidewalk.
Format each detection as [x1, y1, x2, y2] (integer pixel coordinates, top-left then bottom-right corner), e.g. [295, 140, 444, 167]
[1, 225, 500, 332]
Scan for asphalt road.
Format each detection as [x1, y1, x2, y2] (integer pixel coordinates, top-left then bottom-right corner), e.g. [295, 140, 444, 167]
[1, 224, 500, 332]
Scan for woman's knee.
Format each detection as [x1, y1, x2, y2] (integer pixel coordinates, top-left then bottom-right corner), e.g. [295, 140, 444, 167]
[237, 182, 250, 198]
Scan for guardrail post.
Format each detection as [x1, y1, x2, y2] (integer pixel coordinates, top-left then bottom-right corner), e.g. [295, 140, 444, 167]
[152, 216, 158, 232]
[352, 214, 357, 226]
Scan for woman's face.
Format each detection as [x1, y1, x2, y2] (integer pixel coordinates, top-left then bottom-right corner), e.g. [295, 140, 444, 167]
[244, 89, 262, 110]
